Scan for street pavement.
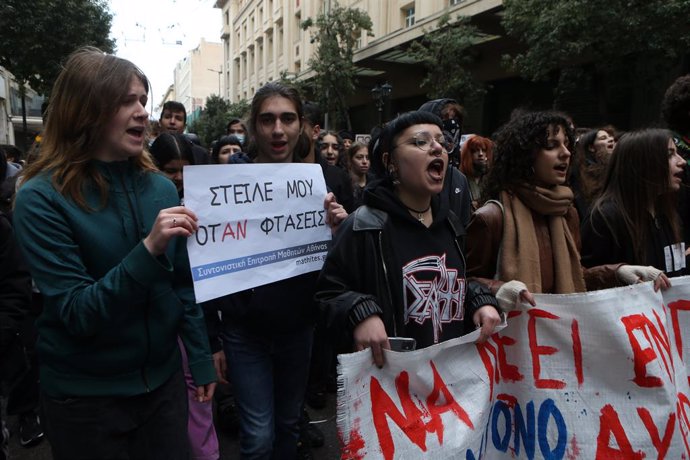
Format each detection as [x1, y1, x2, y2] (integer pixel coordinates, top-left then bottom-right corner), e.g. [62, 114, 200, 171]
[5, 392, 341, 460]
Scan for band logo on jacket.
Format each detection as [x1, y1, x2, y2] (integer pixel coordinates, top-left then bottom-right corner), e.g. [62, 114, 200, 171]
[402, 253, 465, 344]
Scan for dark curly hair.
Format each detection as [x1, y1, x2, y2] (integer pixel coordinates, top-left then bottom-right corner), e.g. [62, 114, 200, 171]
[483, 111, 575, 199]
[661, 74, 690, 134]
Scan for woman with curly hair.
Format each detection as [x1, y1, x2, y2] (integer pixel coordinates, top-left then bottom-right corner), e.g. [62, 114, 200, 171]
[459, 135, 493, 210]
[466, 111, 666, 301]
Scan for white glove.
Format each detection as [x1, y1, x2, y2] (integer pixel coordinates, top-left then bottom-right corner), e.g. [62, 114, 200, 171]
[495, 280, 530, 312]
[616, 265, 663, 285]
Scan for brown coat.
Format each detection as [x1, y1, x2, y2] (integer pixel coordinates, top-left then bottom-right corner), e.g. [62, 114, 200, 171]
[466, 201, 619, 294]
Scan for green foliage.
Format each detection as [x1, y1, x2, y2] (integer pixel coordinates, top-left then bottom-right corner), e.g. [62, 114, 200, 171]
[301, 1, 373, 130]
[408, 13, 486, 102]
[501, 0, 690, 82]
[188, 96, 250, 147]
[278, 70, 312, 100]
[0, 0, 115, 96]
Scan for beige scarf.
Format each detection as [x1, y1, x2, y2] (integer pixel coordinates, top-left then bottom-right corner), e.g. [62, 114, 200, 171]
[498, 185, 586, 294]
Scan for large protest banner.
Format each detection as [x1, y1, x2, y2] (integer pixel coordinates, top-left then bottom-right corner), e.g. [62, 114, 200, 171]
[183, 164, 331, 302]
[337, 278, 690, 459]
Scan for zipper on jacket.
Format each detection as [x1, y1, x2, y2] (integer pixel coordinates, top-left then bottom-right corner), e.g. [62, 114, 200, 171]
[118, 170, 152, 392]
[378, 230, 397, 336]
[454, 237, 468, 300]
[141, 300, 152, 392]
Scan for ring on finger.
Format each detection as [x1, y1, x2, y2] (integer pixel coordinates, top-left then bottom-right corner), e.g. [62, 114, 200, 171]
[172, 217, 177, 228]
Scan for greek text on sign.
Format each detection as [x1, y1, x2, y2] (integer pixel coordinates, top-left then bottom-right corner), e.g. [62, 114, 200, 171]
[337, 277, 690, 459]
[184, 164, 331, 302]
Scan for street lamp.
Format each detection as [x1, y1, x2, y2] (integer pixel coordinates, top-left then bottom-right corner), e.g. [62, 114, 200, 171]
[207, 67, 222, 96]
[371, 82, 393, 126]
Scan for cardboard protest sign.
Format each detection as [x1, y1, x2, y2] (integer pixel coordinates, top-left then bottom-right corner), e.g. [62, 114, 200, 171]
[337, 278, 690, 459]
[183, 164, 331, 302]
[355, 134, 372, 146]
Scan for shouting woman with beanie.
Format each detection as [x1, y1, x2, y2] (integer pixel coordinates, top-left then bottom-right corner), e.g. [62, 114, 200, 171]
[316, 111, 503, 368]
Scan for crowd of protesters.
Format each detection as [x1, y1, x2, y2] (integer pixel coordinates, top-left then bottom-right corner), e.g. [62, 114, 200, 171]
[2, 47, 690, 460]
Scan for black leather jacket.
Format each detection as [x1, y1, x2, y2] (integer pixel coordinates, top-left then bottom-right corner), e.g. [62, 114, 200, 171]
[315, 205, 498, 351]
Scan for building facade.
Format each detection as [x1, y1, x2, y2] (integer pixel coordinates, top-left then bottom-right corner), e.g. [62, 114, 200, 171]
[0, 66, 45, 152]
[170, 38, 224, 123]
[214, 0, 689, 134]
[214, 0, 502, 130]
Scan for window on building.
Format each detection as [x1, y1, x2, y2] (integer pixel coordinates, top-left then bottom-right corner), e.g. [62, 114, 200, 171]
[404, 6, 415, 28]
[295, 13, 301, 40]
[267, 32, 274, 61]
[450, 0, 464, 5]
[278, 26, 284, 56]
[225, 11, 230, 25]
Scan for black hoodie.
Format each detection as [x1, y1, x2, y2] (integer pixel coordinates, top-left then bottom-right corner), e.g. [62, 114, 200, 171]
[418, 98, 473, 228]
[316, 179, 498, 350]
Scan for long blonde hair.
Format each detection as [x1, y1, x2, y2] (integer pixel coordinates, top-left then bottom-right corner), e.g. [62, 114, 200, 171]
[20, 47, 157, 210]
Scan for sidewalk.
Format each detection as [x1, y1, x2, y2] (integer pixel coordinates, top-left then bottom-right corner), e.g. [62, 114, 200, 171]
[4, 393, 340, 460]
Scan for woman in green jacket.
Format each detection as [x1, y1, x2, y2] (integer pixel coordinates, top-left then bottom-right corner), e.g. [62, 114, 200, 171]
[13, 47, 216, 460]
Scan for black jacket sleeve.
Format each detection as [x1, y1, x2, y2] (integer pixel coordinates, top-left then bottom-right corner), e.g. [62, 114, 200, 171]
[581, 204, 628, 268]
[315, 215, 386, 351]
[0, 213, 32, 350]
[463, 279, 500, 328]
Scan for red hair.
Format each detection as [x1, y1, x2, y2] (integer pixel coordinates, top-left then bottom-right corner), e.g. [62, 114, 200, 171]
[460, 135, 493, 177]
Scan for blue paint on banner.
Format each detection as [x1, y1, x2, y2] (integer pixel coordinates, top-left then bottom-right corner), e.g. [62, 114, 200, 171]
[490, 398, 566, 460]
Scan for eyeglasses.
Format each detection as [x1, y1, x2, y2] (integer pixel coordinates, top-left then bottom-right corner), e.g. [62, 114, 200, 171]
[392, 132, 450, 153]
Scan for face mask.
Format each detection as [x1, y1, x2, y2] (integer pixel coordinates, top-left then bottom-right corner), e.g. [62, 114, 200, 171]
[442, 118, 461, 140]
[473, 162, 488, 175]
[234, 134, 245, 144]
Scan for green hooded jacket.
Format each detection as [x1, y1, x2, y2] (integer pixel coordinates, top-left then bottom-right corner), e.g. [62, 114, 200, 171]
[14, 159, 215, 398]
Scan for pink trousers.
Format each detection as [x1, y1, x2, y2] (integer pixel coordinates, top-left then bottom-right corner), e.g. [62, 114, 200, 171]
[178, 338, 219, 460]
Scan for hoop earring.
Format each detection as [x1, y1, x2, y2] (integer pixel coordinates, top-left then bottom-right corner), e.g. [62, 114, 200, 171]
[388, 166, 400, 185]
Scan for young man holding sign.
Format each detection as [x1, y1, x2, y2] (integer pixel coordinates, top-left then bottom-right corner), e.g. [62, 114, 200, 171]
[201, 82, 346, 459]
